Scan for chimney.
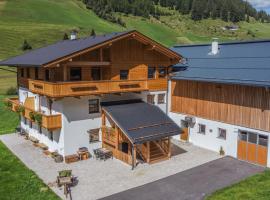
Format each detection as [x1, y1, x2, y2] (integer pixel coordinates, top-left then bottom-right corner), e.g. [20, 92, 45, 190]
[211, 38, 219, 55]
[70, 30, 77, 40]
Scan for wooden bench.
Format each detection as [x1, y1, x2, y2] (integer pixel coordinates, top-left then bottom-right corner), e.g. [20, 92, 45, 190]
[29, 136, 39, 143]
[65, 154, 79, 164]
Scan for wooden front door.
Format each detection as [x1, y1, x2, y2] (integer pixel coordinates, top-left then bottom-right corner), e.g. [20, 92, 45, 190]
[237, 131, 268, 166]
[180, 120, 189, 141]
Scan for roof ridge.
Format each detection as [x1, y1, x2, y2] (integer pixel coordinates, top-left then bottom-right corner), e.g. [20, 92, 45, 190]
[173, 39, 270, 48]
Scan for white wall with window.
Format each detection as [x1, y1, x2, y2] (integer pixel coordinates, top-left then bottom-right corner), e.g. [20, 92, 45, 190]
[169, 111, 270, 167]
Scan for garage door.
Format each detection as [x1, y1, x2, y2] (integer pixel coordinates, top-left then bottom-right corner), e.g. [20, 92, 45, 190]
[237, 131, 268, 166]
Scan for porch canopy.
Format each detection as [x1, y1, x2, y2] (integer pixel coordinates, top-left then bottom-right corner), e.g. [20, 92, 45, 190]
[102, 100, 182, 144]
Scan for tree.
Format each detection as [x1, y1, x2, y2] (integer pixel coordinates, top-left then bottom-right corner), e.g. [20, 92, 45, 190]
[63, 33, 69, 40]
[91, 29, 96, 36]
[21, 40, 32, 51]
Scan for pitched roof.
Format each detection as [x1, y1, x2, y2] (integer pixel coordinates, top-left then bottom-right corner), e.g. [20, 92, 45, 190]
[0, 30, 181, 67]
[102, 101, 181, 144]
[0, 31, 131, 67]
[171, 40, 270, 87]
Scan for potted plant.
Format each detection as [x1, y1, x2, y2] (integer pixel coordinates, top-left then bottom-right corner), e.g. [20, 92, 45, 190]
[15, 105, 25, 115]
[219, 146, 225, 156]
[29, 111, 36, 122]
[34, 112, 43, 126]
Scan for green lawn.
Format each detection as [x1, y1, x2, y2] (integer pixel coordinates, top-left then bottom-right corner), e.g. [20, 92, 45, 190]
[0, 95, 19, 134]
[0, 141, 60, 200]
[207, 170, 270, 200]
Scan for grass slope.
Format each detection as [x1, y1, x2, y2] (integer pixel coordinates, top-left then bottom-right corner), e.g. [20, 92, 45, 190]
[0, 95, 19, 134]
[0, 141, 60, 200]
[207, 170, 270, 200]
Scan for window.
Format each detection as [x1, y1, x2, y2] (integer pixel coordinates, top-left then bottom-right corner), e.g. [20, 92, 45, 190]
[20, 68, 24, 77]
[158, 93, 165, 104]
[35, 68, 39, 80]
[26, 68, 30, 78]
[239, 131, 247, 142]
[148, 67, 156, 79]
[49, 131, 53, 141]
[88, 128, 100, 143]
[248, 132, 257, 144]
[218, 128, 226, 140]
[70, 67, 81, 81]
[158, 67, 167, 78]
[91, 68, 101, 81]
[147, 94, 155, 104]
[198, 124, 206, 134]
[259, 135, 268, 147]
[89, 99, 99, 114]
[120, 70, 129, 80]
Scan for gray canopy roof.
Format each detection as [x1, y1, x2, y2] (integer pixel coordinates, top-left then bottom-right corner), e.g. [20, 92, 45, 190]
[171, 40, 270, 87]
[0, 31, 131, 67]
[102, 102, 182, 144]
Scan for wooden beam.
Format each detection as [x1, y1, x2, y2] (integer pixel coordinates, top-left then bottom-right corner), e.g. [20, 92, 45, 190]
[66, 61, 110, 66]
[168, 137, 171, 158]
[100, 48, 103, 62]
[102, 110, 106, 126]
[147, 141, 150, 163]
[63, 64, 67, 81]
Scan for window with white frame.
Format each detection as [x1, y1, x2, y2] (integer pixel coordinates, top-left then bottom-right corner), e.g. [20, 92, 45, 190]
[198, 124, 206, 134]
[218, 128, 226, 140]
[147, 94, 155, 104]
[158, 93, 165, 104]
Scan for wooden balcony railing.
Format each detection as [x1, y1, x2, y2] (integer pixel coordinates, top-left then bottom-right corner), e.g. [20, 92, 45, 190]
[7, 98, 62, 130]
[28, 79, 149, 97]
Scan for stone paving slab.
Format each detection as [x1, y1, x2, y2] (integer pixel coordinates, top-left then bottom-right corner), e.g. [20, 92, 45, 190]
[0, 134, 221, 200]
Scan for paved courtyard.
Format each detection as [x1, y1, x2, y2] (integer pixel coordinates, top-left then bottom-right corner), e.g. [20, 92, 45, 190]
[1, 134, 221, 200]
[102, 157, 264, 200]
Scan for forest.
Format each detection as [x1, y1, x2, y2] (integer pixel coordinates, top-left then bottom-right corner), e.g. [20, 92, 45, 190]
[83, 0, 270, 25]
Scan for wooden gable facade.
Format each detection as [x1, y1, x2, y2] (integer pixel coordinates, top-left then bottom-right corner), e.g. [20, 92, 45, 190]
[17, 31, 181, 98]
[171, 80, 270, 132]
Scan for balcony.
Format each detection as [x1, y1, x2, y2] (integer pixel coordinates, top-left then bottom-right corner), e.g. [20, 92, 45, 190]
[7, 98, 62, 130]
[20, 78, 168, 98]
[28, 79, 150, 98]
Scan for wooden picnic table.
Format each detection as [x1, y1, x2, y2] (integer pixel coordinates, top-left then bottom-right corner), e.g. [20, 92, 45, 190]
[94, 148, 113, 161]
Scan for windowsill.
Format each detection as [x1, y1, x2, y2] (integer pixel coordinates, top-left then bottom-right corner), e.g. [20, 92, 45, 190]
[197, 132, 205, 135]
[217, 136, 226, 140]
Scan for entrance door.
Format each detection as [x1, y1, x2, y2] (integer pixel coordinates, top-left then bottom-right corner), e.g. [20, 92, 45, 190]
[180, 120, 189, 141]
[237, 131, 268, 166]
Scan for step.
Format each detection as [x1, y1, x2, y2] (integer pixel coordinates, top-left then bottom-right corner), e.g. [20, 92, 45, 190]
[149, 155, 169, 164]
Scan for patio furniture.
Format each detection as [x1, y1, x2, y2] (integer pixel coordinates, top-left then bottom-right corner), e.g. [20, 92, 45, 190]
[57, 170, 74, 198]
[65, 154, 79, 164]
[94, 148, 113, 161]
[52, 152, 64, 163]
[77, 147, 90, 160]
[38, 143, 48, 151]
[29, 136, 39, 143]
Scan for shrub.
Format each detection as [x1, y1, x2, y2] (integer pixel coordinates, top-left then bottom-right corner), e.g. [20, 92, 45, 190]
[4, 100, 12, 110]
[5, 86, 17, 95]
[21, 40, 32, 51]
[63, 33, 69, 40]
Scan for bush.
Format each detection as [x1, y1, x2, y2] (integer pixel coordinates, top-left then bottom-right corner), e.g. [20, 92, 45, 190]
[21, 40, 32, 51]
[4, 100, 12, 110]
[5, 86, 17, 95]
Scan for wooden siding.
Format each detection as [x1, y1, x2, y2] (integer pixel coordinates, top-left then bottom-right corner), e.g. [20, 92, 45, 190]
[18, 37, 173, 96]
[171, 80, 270, 132]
